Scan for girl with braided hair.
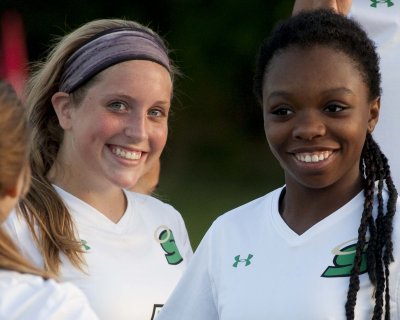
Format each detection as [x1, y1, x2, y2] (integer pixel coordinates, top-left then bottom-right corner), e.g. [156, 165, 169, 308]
[158, 9, 399, 320]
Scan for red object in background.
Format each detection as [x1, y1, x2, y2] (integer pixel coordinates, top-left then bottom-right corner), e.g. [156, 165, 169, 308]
[0, 10, 28, 98]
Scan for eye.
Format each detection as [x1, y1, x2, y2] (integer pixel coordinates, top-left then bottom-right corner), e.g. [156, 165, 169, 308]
[148, 107, 168, 118]
[108, 101, 128, 112]
[148, 109, 162, 117]
[324, 103, 346, 113]
[270, 106, 293, 116]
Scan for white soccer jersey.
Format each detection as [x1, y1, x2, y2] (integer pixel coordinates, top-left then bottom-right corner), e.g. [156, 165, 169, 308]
[158, 187, 400, 320]
[350, 1, 400, 188]
[0, 270, 98, 319]
[5, 186, 193, 320]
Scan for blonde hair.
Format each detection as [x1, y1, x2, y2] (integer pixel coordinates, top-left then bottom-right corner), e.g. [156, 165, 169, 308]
[0, 81, 48, 277]
[19, 18, 176, 275]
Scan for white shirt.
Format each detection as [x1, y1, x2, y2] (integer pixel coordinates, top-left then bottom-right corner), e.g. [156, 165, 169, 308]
[5, 187, 193, 320]
[350, 1, 400, 188]
[0, 270, 98, 320]
[158, 187, 400, 319]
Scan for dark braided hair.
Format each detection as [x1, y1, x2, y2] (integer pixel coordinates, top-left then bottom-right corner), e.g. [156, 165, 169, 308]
[253, 9, 398, 319]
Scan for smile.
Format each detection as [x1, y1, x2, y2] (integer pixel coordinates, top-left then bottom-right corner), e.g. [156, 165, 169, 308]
[295, 151, 332, 163]
[111, 146, 142, 160]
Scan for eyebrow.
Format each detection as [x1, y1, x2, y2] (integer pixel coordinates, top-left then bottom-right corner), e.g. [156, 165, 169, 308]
[107, 93, 171, 106]
[265, 87, 354, 103]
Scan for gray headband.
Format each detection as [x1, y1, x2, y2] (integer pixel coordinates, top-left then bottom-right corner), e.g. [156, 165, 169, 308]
[59, 29, 171, 93]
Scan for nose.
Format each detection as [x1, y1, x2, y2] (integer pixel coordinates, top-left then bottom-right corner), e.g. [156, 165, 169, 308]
[292, 110, 326, 141]
[124, 113, 148, 141]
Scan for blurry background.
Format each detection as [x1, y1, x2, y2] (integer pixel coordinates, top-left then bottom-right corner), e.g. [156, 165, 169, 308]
[0, 0, 294, 248]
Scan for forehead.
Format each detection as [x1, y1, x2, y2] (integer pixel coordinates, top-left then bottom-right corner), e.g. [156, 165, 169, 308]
[73, 59, 173, 106]
[263, 45, 367, 97]
[90, 60, 172, 93]
[99, 60, 172, 81]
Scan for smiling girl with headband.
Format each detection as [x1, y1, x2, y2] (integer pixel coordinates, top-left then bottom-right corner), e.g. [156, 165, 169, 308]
[5, 19, 192, 319]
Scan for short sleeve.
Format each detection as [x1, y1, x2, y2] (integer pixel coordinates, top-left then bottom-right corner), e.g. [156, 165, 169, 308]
[157, 228, 218, 320]
[0, 272, 98, 320]
[176, 211, 193, 263]
[2, 209, 44, 268]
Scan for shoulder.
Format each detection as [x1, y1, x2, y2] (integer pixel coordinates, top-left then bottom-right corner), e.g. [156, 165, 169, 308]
[196, 187, 283, 249]
[3, 207, 26, 230]
[2, 208, 43, 268]
[125, 190, 183, 220]
[0, 270, 97, 319]
[211, 187, 283, 231]
[124, 190, 189, 238]
[124, 190, 193, 258]
[0, 270, 64, 298]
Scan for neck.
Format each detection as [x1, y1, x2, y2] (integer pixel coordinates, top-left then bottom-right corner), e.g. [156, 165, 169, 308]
[48, 162, 127, 224]
[280, 175, 364, 235]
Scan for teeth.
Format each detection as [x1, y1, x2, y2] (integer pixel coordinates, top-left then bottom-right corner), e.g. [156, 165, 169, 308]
[111, 146, 141, 160]
[295, 151, 332, 163]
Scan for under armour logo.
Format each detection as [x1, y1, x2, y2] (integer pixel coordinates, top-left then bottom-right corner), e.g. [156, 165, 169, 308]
[81, 239, 91, 251]
[232, 254, 253, 267]
[370, 0, 394, 7]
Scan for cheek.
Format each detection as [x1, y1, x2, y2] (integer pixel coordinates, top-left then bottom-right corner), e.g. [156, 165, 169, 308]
[265, 132, 286, 166]
[150, 125, 168, 151]
[349, 127, 368, 154]
[85, 117, 121, 143]
[264, 123, 286, 152]
[336, 118, 368, 147]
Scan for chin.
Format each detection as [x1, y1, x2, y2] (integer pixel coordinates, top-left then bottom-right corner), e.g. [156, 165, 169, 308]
[109, 175, 140, 190]
[299, 179, 336, 190]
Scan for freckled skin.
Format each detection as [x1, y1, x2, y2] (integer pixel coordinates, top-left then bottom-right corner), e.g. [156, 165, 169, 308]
[262, 45, 379, 233]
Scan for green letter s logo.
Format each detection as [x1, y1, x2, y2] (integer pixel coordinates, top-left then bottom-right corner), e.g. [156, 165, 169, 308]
[322, 242, 367, 277]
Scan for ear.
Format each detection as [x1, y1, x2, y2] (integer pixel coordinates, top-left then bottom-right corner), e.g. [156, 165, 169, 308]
[51, 92, 73, 130]
[3, 184, 18, 198]
[367, 97, 380, 134]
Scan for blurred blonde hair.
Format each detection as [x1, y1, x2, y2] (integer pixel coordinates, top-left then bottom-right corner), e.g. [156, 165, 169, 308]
[0, 81, 49, 277]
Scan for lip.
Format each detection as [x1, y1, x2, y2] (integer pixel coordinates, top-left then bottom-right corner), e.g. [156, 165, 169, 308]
[108, 143, 146, 153]
[107, 144, 148, 163]
[289, 145, 338, 153]
[290, 153, 336, 170]
[288, 146, 339, 167]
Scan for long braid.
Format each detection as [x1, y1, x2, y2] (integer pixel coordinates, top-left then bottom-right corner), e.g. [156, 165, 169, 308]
[381, 153, 397, 319]
[371, 136, 386, 319]
[360, 144, 378, 288]
[346, 134, 375, 319]
[346, 134, 397, 319]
